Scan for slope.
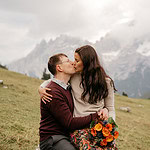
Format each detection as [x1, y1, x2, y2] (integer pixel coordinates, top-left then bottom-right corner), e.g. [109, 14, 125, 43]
[0, 68, 150, 150]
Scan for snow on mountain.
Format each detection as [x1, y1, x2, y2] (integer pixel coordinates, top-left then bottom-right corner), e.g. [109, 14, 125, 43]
[102, 51, 120, 62]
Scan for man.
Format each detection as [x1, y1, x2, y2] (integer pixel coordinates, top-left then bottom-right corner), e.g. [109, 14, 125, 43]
[39, 53, 98, 150]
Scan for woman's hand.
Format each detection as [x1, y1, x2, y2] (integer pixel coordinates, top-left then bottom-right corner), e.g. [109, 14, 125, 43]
[38, 87, 53, 104]
[98, 108, 109, 120]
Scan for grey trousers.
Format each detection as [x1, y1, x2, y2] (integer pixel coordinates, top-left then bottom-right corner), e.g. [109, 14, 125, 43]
[40, 135, 76, 150]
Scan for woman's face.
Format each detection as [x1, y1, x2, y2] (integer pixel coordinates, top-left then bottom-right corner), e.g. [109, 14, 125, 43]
[74, 52, 84, 72]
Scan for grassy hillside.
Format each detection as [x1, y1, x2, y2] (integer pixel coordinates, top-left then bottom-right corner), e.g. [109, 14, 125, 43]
[0, 68, 150, 150]
[0, 68, 42, 150]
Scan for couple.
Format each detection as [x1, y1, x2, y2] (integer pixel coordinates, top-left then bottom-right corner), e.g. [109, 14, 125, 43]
[39, 45, 116, 150]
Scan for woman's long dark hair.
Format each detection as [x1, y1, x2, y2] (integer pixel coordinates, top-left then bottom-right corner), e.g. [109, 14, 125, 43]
[75, 45, 116, 104]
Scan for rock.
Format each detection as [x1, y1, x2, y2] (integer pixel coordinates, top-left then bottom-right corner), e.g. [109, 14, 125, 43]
[119, 107, 131, 112]
[35, 145, 40, 150]
[3, 86, 8, 89]
[0, 80, 3, 84]
[138, 104, 144, 108]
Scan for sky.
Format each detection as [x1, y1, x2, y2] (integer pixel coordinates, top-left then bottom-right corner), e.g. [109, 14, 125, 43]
[0, 0, 150, 65]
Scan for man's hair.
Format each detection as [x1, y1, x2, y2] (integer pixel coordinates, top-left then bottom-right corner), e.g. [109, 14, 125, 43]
[48, 53, 67, 75]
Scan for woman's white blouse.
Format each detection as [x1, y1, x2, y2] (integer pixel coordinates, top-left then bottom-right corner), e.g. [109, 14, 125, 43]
[70, 73, 115, 120]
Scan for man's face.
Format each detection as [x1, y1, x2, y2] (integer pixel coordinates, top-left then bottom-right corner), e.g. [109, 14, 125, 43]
[59, 56, 75, 75]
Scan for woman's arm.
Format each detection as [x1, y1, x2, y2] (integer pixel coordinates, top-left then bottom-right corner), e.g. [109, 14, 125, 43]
[38, 79, 52, 103]
[97, 108, 109, 120]
[104, 78, 115, 120]
[40, 79, 51, 88]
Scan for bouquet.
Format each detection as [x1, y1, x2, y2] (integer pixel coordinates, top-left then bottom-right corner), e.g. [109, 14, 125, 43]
[70, 117, 119, 150]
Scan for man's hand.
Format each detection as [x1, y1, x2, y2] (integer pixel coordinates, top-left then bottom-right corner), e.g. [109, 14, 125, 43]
[38, 87, 53, 104]
[98, 108, 109, 120]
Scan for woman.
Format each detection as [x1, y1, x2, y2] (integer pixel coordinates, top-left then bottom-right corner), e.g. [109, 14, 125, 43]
[39, 45, 116, 149]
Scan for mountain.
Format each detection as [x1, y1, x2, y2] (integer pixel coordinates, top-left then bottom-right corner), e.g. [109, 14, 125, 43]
[8, 34, 150, 98]
[8, 35, 91, 78]
[94, 33, 150, 98]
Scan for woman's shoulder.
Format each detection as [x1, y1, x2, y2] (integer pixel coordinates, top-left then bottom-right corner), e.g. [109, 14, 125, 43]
[105, 77, 111, 82]
[105, 77, 114, 88]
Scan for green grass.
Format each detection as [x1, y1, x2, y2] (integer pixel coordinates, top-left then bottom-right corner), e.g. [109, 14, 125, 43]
[0, 68, 150, 150]
[115, 95, 150, 150]
[0, 68, 42, 150]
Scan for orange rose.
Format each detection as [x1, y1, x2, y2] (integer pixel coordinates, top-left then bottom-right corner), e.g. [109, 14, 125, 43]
[106, 124, 112, 131]
[91, 128, 97, 136]
[100, 139, 107, 146]
[94, 123, 102, 131]
[102, 127, 110, 137]
[106, 134, 114, 142]
[114, 131, 119, 139]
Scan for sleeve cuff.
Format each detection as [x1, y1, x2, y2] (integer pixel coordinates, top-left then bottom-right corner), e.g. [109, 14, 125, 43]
[90, 112, 98, 121]
[103, 106, 109, 112]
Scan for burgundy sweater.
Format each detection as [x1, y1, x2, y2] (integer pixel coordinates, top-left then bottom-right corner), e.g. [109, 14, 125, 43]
[39, 81, 98, 142]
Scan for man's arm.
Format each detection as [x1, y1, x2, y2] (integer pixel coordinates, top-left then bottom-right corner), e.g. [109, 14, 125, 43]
[47, 90, 98, 131]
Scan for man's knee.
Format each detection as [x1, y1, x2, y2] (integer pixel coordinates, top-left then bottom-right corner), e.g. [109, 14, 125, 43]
[40, 137, 55, 150]
[53, 139, 76, 150]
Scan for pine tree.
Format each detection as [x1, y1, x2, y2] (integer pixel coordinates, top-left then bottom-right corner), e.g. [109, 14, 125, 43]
[41, 68, 50, 80]
[0, 63, 8, 70]
[122, 92, 128, 97]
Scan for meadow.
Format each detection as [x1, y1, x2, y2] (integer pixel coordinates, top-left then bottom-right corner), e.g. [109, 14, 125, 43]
[0, 68, 150, 150]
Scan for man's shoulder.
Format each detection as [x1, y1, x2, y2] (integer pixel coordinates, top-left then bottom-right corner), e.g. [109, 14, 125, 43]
[46, 81, 68, 97]
[47, 81, 63, 91]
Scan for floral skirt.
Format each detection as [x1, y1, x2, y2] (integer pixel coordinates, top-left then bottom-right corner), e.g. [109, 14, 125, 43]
[70, 129, 117, 150]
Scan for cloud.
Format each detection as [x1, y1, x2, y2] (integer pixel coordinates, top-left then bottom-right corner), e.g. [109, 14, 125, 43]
[28, 0, 125, 41]
[0, 9, 37, 64]
[0, 0, 124, 40]
[0, 0, 150, 64]
[107, 0, 150, 45]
